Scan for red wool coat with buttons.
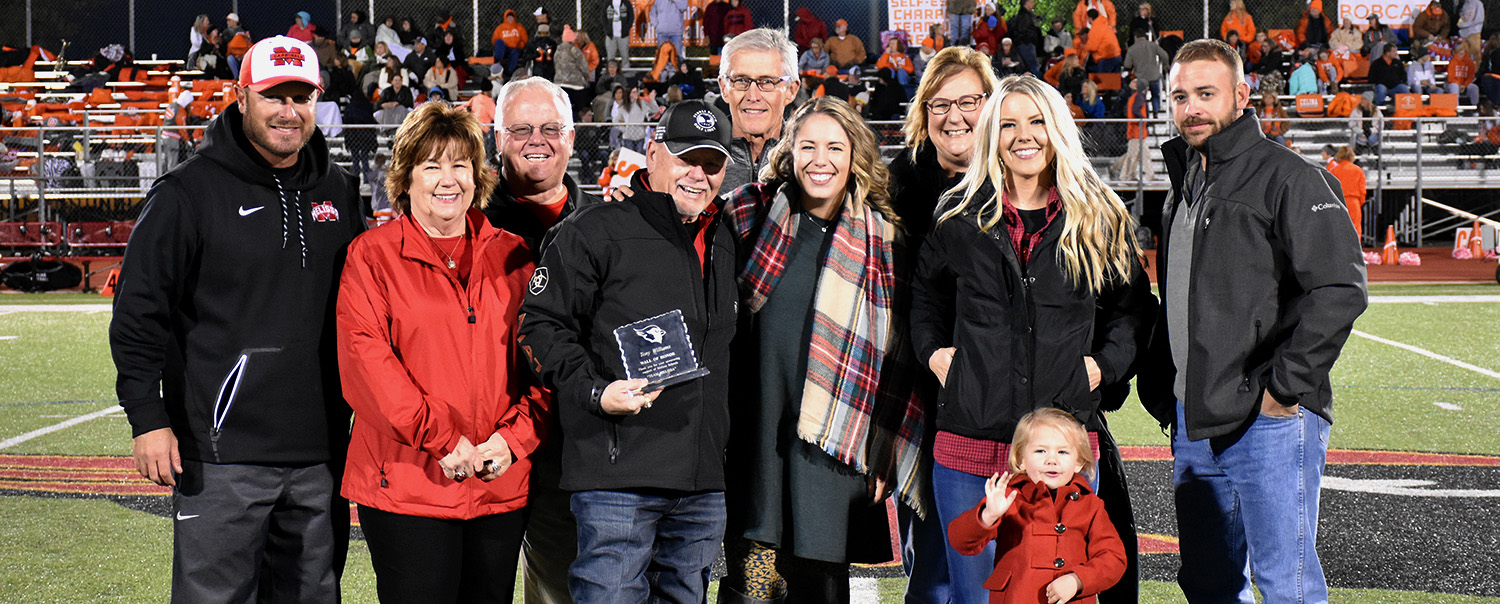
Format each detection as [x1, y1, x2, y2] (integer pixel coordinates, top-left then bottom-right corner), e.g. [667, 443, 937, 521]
[338, 209, 550, 520]
[948, 474, 1126, 604]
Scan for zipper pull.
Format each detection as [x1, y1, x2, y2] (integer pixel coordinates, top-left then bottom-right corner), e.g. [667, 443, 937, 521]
[468, 306, 476, 324]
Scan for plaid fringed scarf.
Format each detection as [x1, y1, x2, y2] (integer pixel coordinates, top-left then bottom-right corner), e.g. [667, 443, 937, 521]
[725, 182, 929, 518]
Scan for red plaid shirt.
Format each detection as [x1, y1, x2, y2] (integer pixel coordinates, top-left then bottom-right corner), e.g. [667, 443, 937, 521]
[934, 430, 1102, 478]
[1001, 186, 1063, 267]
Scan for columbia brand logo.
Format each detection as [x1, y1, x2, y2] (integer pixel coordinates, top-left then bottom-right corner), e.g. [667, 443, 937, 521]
[310, 201, 340, 222]
[1311, 203, 1341, 212]
[270, 47, 307, 66]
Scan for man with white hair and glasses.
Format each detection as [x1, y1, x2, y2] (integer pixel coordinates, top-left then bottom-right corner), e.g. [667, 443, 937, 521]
[485, 76, 600, 604]
[718, 28, 801, 191]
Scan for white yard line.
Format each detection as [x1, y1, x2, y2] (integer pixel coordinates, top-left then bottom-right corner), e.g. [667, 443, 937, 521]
[0, 304, 112, 312]
[1433, 402, 1463, 411]
[0, 404, 123, 450]
[1368, 295, 1500, 304]
[1351, 329, 1500, 381]
[850, 578, 880, 603]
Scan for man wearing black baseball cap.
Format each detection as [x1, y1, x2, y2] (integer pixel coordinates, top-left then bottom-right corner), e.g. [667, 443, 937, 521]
[518, 99, 737, 603]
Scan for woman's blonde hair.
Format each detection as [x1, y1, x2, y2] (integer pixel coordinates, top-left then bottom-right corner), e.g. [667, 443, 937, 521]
[760, 97, 899, 228]
[940, 75, 1140, 295]
[904, 46, 1003, 149]
[1009, 408, 1096, 480]
[386, 101, 498, 215]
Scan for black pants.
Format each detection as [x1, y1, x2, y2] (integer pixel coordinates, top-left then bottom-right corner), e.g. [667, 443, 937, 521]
[359, 505, 528, 604]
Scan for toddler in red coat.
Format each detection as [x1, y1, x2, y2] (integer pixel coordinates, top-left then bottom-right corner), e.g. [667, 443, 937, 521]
[948, 409, 1126, 603]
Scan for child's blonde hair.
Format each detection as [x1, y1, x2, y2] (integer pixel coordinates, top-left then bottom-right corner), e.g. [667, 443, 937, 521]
[1009, 408, 1096, 480]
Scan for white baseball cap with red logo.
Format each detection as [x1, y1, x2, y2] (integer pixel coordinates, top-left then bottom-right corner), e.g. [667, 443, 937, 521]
[239, 35, 323, 92]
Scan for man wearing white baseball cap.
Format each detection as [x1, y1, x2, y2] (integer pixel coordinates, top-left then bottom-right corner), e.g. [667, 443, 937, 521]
[111, 34, 363, 604]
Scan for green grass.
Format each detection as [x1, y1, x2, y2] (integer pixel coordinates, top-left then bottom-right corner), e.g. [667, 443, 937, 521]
[3, 290, 1500, 603]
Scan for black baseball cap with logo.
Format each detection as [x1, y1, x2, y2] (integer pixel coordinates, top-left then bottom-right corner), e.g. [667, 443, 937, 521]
[653, 100, 731, 158]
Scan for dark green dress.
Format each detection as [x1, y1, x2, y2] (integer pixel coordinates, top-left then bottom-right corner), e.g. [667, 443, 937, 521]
[734, 210, 876, 564]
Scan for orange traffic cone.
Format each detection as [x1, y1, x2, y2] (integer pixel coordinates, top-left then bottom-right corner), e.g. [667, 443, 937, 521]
[100, 269, 119, 297]
[1471, 221, 1486, 259]
[1382, 225, 1399, 265]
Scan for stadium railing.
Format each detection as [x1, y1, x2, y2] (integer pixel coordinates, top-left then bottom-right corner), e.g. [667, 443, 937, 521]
[2, 116, 1494, 255]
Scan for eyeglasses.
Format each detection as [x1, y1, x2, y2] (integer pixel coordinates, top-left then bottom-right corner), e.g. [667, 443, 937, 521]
[722, 75, 793, 92]
[925, 93, 989, 115]
[503, 122, 568, 139]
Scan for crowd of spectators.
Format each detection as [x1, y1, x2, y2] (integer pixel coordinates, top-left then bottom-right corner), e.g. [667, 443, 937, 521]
[150, 0, 1500, 193]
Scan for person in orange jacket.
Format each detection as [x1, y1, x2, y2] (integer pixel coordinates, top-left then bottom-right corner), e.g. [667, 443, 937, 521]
[1446, 45, 1480, 106]
[1220, 0, 1256, 42]
[1325, 145, 1367, 238]
[947, 409, 1127, 604]
[338, 101, 549, 604]
[1077, 27, 1121, 72]
[1072, 0, 1116, 36]
[877, 37, 917, 94]
[1296, 0, 1335, 48]
[492, 10, 529, 76]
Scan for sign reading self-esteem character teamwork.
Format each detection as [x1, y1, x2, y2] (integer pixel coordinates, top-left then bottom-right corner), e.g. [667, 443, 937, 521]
[888, 0, 946, 44]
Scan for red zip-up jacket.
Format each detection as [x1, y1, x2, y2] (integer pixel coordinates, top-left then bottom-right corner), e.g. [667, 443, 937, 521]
[339, 209, 550, 519]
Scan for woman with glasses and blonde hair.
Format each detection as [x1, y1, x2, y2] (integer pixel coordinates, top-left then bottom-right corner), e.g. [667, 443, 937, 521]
[887, 44, 1001, 604]
[910, 75, 1154, 604]
[716, 97, 926, 603]
[337, 101, 548, 604]
[892, 46, 1002, 243]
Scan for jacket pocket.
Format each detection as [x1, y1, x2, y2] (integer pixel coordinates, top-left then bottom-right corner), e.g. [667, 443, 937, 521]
[982, 570, 1011, 591]
[208, 347, 281, 460]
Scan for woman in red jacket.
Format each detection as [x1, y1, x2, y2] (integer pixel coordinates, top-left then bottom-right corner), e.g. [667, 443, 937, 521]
[947, 409, 1126, 603]
[337, 101, 549, 604]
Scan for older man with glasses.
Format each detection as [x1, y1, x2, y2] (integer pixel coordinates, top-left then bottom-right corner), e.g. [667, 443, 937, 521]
[717, 28, 801, 192]
[485, 76, 600, 604]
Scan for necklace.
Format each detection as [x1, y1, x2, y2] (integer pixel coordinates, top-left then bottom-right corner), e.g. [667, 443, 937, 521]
[434, 235, 462, 269]
[804, 212, 831, 233]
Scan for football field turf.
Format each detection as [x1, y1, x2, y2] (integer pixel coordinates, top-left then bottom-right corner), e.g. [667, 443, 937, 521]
[2, 286, 1497, 603]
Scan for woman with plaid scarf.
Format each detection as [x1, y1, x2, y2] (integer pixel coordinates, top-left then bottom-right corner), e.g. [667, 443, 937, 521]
[716, 97, 927, 604]
[910, 75, 1156, 604]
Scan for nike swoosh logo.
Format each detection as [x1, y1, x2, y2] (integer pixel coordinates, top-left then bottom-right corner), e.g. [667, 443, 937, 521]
[175, 512, 200, 520]
[238, 206, 265, 216]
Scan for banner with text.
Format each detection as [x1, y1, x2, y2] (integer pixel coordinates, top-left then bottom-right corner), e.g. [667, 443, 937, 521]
[1334, 0, 1428, 27]
[888, 0, 947, 44]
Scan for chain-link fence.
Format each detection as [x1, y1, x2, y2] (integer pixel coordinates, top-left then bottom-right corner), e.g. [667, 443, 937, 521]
[3, 116, 1496, 257]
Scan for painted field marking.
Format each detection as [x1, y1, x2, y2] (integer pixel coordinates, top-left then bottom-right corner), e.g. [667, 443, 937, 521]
[1433, 402, 1463, 411]
[1351, 329, 1500, 381]
[0, 335, 16, 341]
[1322, 476, 1500, 498]
[0, 304, 112, 312]
[0, 404, 123, 451]
[1368, 295, 1500, 304]
[850, 578, 879, 603]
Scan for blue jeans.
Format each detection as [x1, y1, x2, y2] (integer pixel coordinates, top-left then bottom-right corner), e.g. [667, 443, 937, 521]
[897, 500, 950, 604]
[1149, 79, 1162, 113]
[1017, 43, 1040, 77]
[1373, 83, 1410, 106]
[948, 13, 973, 46]
[931, 462, 994, 604]
[657, 32, 685, 61]
[569, 490, 726, 604]
[1172, 402, 1331, 604]
[493, 42, 521, 75]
